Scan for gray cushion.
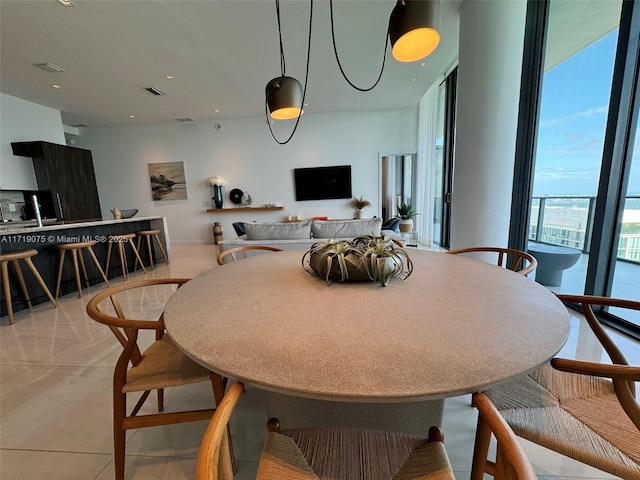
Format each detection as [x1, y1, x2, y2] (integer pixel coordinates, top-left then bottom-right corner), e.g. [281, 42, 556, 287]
[311, 218, 382, 238]
[245, 221, 312, 240]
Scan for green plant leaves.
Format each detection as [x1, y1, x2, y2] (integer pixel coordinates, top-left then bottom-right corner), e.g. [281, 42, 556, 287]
[302, 235, 413, 286]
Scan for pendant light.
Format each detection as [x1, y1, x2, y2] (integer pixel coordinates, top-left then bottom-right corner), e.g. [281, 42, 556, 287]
[265, 76, 303, 120]
[265, 0, 313, 144]
[328, 0, 440, 92]
[389, 0, 440, 63]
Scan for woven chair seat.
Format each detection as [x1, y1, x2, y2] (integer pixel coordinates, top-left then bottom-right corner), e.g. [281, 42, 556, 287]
[485, 364, 640, 479]
[257, 427, 455, 480]
[123, 335, 213, 393]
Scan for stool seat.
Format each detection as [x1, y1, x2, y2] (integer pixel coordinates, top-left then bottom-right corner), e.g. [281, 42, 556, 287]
[135, 229, 169, 271]
[1, 249, 57, 324]
[55, 241, 110, 299]
[106, 233, 146, 281]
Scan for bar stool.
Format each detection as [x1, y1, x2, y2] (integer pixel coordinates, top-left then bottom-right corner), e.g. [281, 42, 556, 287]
[55, 241, 110, 299]
[1, 249, 58, 324]
[105, 233, 146, 281]
[134, 229, 170, 270]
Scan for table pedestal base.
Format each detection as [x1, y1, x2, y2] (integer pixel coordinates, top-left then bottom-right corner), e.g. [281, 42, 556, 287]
[266, 393, 444, 435]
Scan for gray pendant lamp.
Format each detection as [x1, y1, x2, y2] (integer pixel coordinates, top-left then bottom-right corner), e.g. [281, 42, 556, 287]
[266, 76, 304, 120]
[265, 0, 312, 144]
[328, 0, 440, 92]
[389, 0, 440, 63]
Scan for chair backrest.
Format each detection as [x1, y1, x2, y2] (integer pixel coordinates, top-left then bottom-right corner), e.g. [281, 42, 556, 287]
[196, 382, 244, 480]
[447, 246, 537, 276]
[553, 294, 640, 430]
[472, 392, 538, 480]
[216, 245, 282, 265]
[86, 278, 189, 365]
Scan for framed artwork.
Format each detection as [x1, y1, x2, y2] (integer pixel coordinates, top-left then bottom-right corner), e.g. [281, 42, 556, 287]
[148, 162, 188, 201]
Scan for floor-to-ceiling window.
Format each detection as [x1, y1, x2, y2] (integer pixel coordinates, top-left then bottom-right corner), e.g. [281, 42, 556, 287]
[514, 0, 640, 337]
[433, 68, 456, 248]
[528, 1, 621, 293]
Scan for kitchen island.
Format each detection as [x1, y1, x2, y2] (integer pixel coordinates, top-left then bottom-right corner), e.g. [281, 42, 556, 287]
[1, 216, 170, 320]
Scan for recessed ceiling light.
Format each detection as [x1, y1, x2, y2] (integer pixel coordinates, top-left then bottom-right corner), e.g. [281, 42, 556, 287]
[52, 84, 62, 89]
[411, 78, 417, 83]
[57, 0, 76, 6]
[420, 62, 428, 67]
[165, 75, 175, 80]
[213, 109, 220, 113]
[129, 115, 135, 118]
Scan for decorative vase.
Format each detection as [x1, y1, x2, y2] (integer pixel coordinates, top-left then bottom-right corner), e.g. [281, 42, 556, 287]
[213, 185, 224, 209]
[356, 209, 364, 219]
[399, 219, 413, 233]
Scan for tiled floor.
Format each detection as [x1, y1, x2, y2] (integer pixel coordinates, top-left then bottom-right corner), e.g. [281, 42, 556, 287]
[1, 244, 638, 479]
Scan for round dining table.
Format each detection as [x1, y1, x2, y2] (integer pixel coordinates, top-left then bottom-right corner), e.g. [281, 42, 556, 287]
[164, 248, 570, 432]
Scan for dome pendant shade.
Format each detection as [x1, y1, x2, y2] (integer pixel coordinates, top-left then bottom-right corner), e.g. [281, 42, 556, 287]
[266, 76, 304, 120]
[389, 0, 440, 62]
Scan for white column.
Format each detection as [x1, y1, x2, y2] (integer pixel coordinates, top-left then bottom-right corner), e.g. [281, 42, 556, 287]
[450, 0, 527, 248]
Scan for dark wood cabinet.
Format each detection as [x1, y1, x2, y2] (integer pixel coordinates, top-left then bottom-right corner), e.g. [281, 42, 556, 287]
[11, 141, 102, 221]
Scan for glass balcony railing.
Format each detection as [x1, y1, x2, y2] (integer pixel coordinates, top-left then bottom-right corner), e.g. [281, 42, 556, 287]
[529, 195, 640, 264]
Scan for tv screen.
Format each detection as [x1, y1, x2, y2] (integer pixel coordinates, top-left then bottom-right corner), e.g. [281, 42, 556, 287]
[294, 165, 352, 201]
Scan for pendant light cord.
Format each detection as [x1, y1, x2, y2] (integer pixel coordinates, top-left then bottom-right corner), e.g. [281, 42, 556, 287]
[329, 0, 389, 92]
[266, 0, 313, 145]
[276, 0, 286, 79]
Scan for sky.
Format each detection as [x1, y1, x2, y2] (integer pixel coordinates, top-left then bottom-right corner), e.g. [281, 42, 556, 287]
[533, 28, 640, 198]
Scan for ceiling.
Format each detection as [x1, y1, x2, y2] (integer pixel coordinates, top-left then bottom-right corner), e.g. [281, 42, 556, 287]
[0, 0, 461, 128]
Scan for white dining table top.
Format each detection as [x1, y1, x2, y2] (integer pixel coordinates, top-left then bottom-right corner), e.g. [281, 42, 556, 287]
[164, 249, 570, 403]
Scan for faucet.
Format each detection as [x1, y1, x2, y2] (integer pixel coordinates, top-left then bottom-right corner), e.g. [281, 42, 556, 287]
[31, 195, 43, 228]
[0, 201, 7, 222]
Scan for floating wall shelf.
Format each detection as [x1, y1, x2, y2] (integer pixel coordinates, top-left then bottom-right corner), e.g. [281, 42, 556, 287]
[206, 206, 285, 213]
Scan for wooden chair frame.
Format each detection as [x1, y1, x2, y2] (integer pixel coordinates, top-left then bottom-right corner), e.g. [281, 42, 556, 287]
[197, 384, 536, 480]
[448, 246, 538, 276]
[473, 294, 640, 479]
[216, 245, 282, 265]
[86, 278, 228, 480]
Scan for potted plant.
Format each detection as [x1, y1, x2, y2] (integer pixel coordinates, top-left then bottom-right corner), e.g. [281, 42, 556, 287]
[397, 202, 418, 233]
[350, 195, 372, 219]
[302, 235, 413, 286]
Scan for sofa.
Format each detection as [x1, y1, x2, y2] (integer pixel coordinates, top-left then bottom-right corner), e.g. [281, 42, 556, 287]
[218, 218, 404, 258]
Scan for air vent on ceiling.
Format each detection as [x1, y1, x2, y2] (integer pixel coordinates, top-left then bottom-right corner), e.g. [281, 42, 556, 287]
[33, 63, 65, 73]
[176, 117, 194, 122]
[145, 87, 165, 96]
[70, 123, 90, 128]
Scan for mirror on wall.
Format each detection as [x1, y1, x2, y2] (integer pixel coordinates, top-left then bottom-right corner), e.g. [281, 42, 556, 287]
[379, 154, 417, 221]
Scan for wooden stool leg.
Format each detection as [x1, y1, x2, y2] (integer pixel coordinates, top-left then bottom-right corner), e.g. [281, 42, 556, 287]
[145, 234, 154, 270]
[118, 242, 128, 281]
[134, 236, 143, 271]
[85, 246, 111, 287]
[23, 257, 58, 308]
[55, 249, 66, 299]
[70, 248, 83, 298]
[77, 249, 90, 289]
[128, 239, 147, 273]
[153, 233, 170, 265]
[11, 259, 32, 307]
[1, 261, 14, 324]
[105, 241, 113, 277]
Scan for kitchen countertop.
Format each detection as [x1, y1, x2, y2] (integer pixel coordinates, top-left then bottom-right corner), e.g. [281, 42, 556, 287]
[0, 216, 165, 235]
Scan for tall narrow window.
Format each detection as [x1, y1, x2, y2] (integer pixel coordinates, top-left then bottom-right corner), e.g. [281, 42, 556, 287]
[528, 0, 621, 293]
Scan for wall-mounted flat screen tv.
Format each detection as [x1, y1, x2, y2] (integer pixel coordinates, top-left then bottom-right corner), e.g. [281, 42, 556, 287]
[294, 165, 352, 201]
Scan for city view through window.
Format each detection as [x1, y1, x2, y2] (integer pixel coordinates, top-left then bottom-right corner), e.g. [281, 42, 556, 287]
[530, 0, 639, 328]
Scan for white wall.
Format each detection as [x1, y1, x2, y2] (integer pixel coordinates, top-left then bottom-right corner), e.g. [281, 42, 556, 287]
[75, 108, 417, 244]
[0, 93, 66, 190]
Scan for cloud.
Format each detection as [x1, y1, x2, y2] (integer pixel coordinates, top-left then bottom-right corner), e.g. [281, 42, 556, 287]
[540, 106, 609, 128]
